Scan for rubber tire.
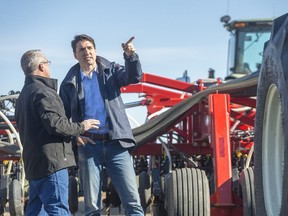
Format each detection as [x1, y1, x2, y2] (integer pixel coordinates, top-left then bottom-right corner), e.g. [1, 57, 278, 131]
[108, 181, 121, 207]
[239, 167, 256, 216]
[138, 171, 151, 213]
[68, 176, 78, 214]
[164, 168, 210, 216]
[9, 179, 23, 216]
[254, 13, 288, 216]
[0, 175, 8, 215]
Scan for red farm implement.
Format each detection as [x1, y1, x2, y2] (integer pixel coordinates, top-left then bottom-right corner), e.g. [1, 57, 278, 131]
[123, 71, 257, 215]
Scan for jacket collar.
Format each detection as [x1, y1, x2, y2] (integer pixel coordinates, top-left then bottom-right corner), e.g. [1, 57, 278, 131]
[63, 56, 111, 85]
[25, 75, 58, 91]
[96, 56, 112, 71]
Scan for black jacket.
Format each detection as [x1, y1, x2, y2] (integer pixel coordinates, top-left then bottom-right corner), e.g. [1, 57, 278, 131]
[15, 75, 85, 180]
[60, 54, 142, 148]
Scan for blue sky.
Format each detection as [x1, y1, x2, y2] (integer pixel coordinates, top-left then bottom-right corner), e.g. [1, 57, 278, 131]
[0, 0, 287, 124]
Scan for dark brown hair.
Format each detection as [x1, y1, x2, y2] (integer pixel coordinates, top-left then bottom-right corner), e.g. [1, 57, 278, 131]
[71, 34, 96, 53]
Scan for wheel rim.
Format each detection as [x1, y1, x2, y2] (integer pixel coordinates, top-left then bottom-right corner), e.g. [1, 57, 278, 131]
[262, 84, 284, 215]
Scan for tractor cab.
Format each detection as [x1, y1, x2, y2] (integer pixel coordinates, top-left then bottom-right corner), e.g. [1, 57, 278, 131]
[221, 15, 273, 80]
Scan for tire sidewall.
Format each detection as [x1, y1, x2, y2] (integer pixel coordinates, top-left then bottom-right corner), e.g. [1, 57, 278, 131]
[254, 22, 288, 215]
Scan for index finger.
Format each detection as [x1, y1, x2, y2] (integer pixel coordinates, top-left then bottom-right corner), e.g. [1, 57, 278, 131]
[124, 36, 135, 47]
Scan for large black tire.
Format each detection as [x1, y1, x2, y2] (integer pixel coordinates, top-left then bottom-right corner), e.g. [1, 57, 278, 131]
[109, 181, 121, 207]
[9, 179, 23, 216]
[239, 167, 255, 216]
[0, 175, 8, 215]
[68, 176, 78, 214]
[254, 13, 288, 216]
[138, 171, 151, 213]
[164, 168, 210, 216]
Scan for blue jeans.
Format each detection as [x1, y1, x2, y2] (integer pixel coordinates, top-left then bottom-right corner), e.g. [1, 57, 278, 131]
[78, 140, 144, 216]
[25, 169, 70, 216]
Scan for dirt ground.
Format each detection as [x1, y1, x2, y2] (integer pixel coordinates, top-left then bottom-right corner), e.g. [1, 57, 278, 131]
[73, 196, 152, 216]
[4, 196, 152, 216]
[74, 197, 128, 216]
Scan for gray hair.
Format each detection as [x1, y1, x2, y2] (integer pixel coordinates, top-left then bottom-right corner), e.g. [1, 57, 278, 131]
[20, 49, 46, 75]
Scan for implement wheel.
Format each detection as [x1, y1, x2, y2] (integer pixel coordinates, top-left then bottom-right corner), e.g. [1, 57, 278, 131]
[254, 13, 288, 216]
[164, 168, 210, 216]
[68, 176, 78, 214]
[239, 167, 256, 216]
[9, 179, 23, 216]
[138, 171, 151, 213]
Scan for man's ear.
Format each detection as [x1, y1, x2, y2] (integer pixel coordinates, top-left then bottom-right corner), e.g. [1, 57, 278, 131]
[73, 52, 77, 59]
[38, 63, 45, 71]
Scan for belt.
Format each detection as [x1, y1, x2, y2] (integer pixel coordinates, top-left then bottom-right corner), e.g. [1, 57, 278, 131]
[83, 132, 110, 141]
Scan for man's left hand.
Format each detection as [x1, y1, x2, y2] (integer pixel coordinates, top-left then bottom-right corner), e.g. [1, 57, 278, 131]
[122, 36, 136, 57]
